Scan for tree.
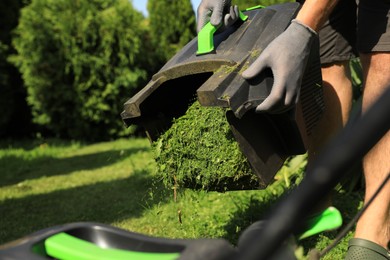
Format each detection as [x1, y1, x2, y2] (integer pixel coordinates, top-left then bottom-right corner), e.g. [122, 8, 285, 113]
[12, 0, 149, 141]
[147, 0, 197, 63]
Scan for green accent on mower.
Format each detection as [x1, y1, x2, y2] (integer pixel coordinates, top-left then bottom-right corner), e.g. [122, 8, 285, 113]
[245, 5, 267, 11]
[298, 207, 343, 240]
[44, 233, 180, 260]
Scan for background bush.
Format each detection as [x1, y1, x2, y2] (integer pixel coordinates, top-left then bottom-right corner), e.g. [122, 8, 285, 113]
[11, 0, 151, 141]
[148, 0, 197, 64]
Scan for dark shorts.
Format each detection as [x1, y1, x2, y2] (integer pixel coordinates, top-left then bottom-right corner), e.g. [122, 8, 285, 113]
[357, 0, 390, 52]
[318, 0, 390, 64]
[318, 0, 357, 64]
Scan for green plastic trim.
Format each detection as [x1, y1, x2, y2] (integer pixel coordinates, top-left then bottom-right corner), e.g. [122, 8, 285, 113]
[197, 10, 248, 55]
[197, 22, 219, 55]
[238, 10, 249, 21]
[44, 232, 180, 260]
[298, 207, 343, 240]
[244, 5, 266, 11]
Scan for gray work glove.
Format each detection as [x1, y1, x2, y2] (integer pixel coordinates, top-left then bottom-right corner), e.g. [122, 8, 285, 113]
[197, 0, 239, 32]
[242, 19, 318, 113]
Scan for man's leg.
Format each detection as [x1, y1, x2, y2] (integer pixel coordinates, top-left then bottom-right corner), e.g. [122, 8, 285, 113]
[354, 52, 390, 249]
[307, 0, 356, 168]
[308, 62, 353, 160]
[306, 61, 353, 212]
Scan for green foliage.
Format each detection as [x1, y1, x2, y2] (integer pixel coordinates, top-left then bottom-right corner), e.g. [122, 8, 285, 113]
[11, 0, 149, 141]
[154, 101, 259, 191]
[147, 0, 197, 62]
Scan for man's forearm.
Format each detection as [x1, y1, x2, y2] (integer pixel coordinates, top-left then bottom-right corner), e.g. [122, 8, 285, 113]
[296, 0, 340, 32]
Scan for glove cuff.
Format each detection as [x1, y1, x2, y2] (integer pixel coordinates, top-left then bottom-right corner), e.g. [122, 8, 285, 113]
[291, 19, 317, 37]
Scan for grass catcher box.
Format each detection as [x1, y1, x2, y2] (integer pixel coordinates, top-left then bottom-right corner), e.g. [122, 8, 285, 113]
[121, 3, 324, 188]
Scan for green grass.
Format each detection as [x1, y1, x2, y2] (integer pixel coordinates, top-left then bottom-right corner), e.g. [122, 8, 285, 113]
[0, 138, 364, 259]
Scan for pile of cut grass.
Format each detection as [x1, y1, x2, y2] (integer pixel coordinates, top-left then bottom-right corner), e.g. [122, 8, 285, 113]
[154, 101, 259, 191]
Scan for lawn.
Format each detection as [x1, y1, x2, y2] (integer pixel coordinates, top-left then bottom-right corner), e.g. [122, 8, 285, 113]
[0, 138, 364, 259]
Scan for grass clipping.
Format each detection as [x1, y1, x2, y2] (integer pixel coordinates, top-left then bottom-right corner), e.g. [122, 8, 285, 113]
[154, 101, 259, 191]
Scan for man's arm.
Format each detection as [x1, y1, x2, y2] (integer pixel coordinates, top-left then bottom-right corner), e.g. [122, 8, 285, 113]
[296, 0, 340, 32]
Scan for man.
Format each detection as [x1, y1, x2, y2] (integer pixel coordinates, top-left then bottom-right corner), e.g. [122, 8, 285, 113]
[197, 0, 390, 258]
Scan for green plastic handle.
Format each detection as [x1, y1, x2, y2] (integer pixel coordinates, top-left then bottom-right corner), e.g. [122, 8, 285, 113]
[44, 232, 180, 260]
[197, 10, 249, 55]
[298, 207, 343, 240]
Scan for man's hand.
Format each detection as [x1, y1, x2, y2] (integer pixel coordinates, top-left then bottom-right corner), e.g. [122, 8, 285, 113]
[242, 19, 318, 113]
[197, 0, 239, 32]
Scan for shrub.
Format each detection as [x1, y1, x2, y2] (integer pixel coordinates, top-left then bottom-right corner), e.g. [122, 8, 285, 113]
[147, 0, 196, 63]
[12, 0, 149, 140]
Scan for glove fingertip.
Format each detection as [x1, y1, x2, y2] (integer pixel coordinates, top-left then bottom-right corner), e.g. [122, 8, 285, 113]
[241, 69, 254, 79]
[255, 102, 268, 113]
[242, 53, 269, 79]
[210, 12, 222, 26]
[229, 6, 235, 19]
[242, 63, 265, 79]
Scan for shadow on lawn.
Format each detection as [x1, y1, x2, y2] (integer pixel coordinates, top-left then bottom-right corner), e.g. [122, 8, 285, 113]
[0, 147, 149, 187]
[0, 169, 169, 244]
[222, 192, 283, 245]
